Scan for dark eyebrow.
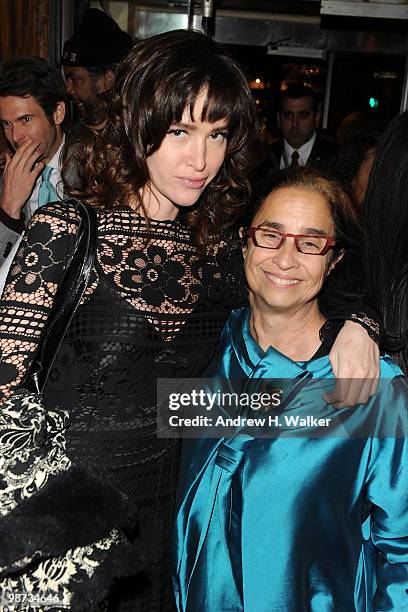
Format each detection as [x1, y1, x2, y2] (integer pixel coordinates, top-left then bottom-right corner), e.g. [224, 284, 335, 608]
[171, 121, 228, 132]
[172, 122, 197, 130]
[282, 110, 312, 115]
[259, 222, 284, 229]
[258, 221, 328, 236]
[0, 114, 34, 123]
[303, 227, 329, 236]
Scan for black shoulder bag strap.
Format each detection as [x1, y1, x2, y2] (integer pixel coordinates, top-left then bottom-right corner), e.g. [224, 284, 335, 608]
[22, 199, 98, 394]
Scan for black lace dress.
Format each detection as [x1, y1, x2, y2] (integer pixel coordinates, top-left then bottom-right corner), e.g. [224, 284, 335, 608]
[0, 202, 247, 611]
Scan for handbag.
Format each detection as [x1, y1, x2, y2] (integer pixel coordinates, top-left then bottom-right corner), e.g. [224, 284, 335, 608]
[0, 200, 142, 611]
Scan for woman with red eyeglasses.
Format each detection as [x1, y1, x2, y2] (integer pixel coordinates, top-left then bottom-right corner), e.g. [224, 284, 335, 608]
[173, 167, 408, 612]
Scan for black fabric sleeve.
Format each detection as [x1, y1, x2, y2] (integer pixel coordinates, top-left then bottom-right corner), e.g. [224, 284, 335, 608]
[319, 264, 382, 345]
[0, 207, 25, 234]
[0, 201, 81, 399]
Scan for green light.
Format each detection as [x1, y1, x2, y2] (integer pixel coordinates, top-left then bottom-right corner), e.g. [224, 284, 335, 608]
[369, 97, 379, 109]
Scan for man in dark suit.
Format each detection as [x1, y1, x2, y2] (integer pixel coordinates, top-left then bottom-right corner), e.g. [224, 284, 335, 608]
[272, 84, 338, 171]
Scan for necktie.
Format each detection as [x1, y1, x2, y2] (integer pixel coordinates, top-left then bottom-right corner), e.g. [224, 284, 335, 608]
[38, 166, 59, 205]
[291, 150, 300, 167]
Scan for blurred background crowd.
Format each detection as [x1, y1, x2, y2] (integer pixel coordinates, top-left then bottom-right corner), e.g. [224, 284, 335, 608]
[1, 0, 407, 226]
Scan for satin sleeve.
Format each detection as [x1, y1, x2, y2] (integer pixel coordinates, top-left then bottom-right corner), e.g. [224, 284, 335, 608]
[364, 376, 408, 610]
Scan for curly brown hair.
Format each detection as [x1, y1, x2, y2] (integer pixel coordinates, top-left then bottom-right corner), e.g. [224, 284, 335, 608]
[63, 29, 260, 246]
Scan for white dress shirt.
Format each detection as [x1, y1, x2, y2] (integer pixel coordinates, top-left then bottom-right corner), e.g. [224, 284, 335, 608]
[279, 132, 317, 169]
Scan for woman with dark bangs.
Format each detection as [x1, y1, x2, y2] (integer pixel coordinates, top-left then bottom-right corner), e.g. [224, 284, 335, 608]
[0, 29, 260, 612]
[0, 30, 381, 611]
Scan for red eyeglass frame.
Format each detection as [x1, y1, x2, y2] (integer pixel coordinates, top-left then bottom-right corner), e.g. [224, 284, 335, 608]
[245, 226, 336, 256]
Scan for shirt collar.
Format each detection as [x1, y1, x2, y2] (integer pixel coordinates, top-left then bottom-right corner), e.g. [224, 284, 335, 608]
[47, 134, 65, 171]
[283, 131, 316, 166]
[230, 306, 334, 379]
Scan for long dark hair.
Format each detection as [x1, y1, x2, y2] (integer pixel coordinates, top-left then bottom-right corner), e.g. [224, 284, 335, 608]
[364, 110, 408, 371]
[63, 29, 260, 246]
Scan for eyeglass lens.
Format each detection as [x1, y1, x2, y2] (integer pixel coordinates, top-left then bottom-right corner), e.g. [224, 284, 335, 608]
[255, 228, 328, 255]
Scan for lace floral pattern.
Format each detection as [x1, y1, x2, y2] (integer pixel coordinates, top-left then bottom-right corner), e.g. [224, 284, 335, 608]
[0, 529, 123, 611]
[0, 391, 70, 516]
[0, 201, 247, 611]
[0, 200, 382, 611]
[121, 245, 186, 307]
[0, 386, 141, 611]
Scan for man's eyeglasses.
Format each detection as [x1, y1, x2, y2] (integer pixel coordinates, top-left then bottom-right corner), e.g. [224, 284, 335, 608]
[245, 227, 336, 256]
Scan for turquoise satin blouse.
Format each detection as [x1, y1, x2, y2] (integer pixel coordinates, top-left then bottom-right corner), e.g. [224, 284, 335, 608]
[173, 307, 408, 611]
